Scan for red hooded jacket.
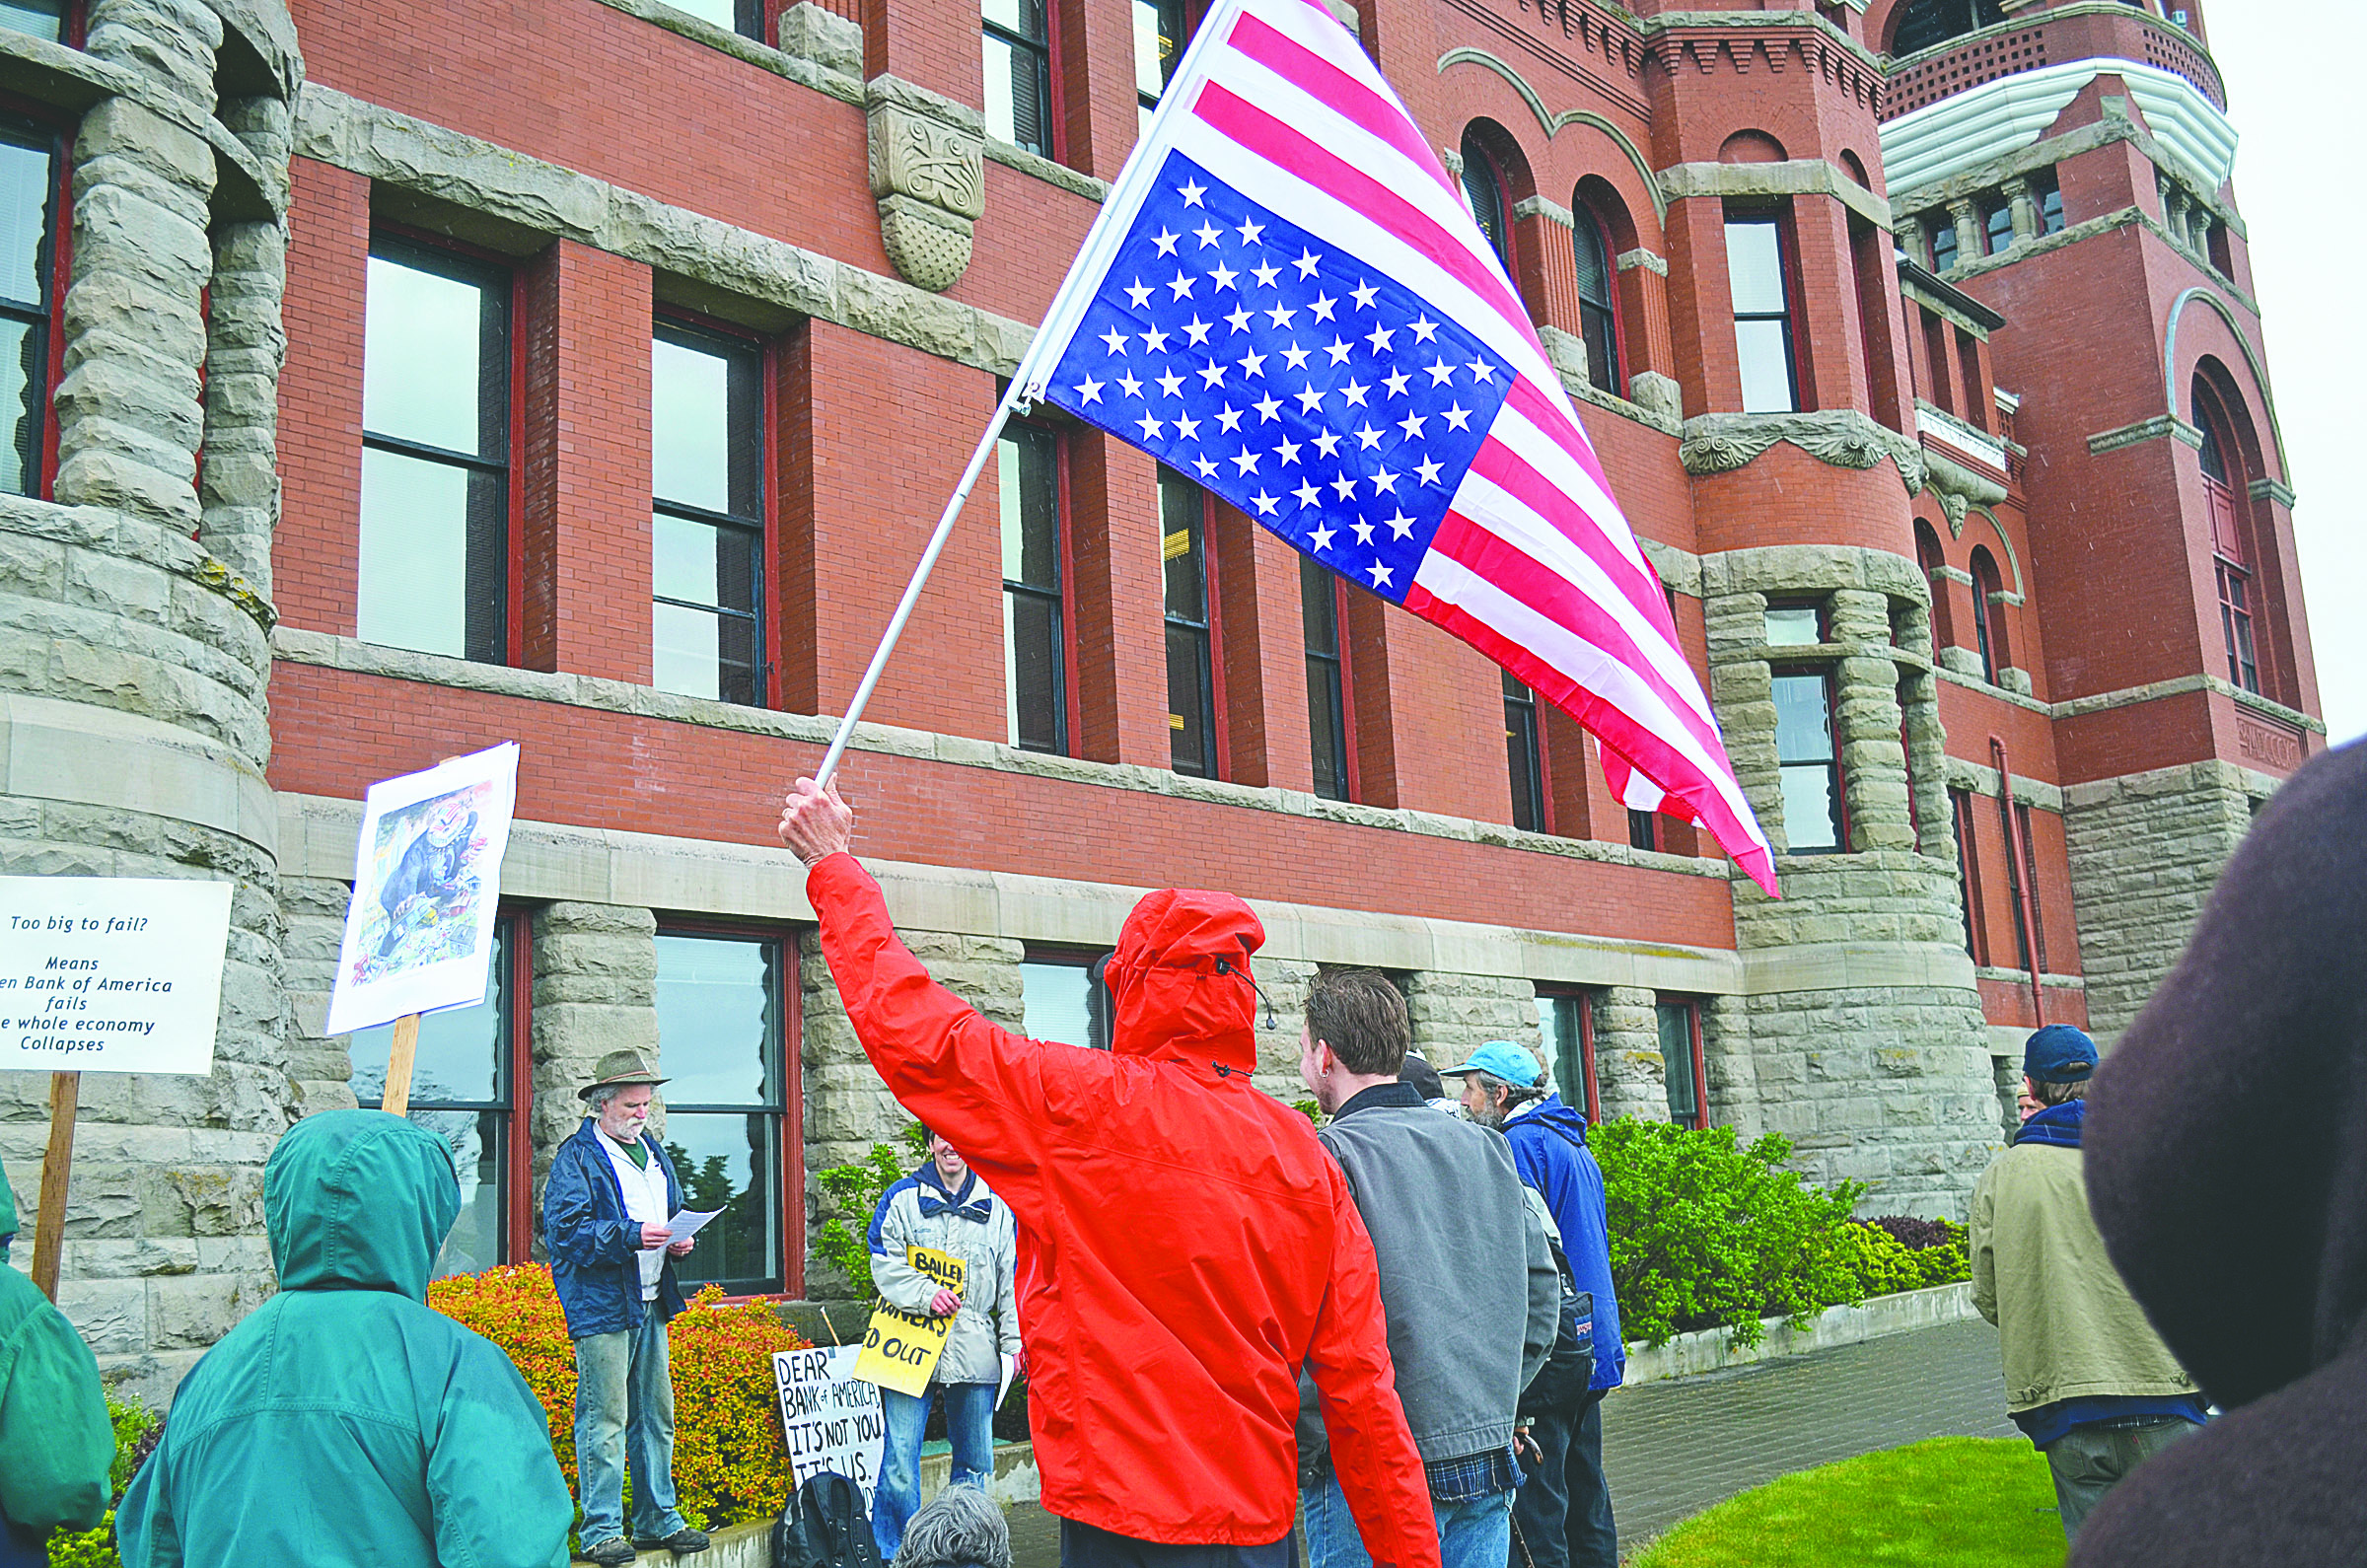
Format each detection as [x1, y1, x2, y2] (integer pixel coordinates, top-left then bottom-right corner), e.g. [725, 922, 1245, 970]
[809, 854, 1439, 1566]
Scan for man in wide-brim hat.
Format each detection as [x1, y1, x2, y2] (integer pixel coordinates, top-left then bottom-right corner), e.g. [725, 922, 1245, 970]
[542, 1049, 710, 1563]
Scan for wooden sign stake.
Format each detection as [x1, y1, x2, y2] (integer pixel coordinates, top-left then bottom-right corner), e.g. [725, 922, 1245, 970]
[382, 1013, 420, 1118]
[32, 1070, 78, 1303]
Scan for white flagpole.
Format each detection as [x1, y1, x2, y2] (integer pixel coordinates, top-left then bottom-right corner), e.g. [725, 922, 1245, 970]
[811, 377, 1026, 789]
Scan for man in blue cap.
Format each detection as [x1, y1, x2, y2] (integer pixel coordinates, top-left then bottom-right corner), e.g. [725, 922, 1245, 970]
[1443, 1040, 1622, 1568]
[1969, 1024, 2205, 1542]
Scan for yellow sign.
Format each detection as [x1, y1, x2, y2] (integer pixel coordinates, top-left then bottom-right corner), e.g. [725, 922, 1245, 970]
[852, 1247, 966, 1397]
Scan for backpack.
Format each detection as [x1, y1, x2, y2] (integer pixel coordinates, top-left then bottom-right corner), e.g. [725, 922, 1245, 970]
[771, 1471, 885, 1568]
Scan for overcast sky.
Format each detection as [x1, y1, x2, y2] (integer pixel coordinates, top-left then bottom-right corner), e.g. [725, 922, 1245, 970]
[2207, 4, 2364, 746]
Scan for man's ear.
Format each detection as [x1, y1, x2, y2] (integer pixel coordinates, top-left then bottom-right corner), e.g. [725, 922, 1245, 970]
[1313, 1039, 1334, 1076]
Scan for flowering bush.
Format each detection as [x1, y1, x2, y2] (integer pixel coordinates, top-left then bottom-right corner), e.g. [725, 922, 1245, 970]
[428, 1264, 810, 1532]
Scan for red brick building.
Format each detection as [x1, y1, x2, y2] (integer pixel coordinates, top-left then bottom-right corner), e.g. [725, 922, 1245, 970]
[0, 0, 2317, 1390]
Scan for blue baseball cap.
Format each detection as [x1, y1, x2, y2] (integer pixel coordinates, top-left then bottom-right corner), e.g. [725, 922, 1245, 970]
[2024, 1025, 2099, 1085]
[1438, 1040, 1544, 1089]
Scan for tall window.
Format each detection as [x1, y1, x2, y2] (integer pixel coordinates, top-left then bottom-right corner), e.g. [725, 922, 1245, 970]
[1459, 131, 1509, 272]
[655, 931, 791, 1296]
[1772, 669, 1844, 853]
[1968, 547, 2005, 684]
[2003, 800, 2048, 973]
[1929, 215, 1958, 272]
[1572, 209, 1621, 397]
[1302, 554, 1350, 801]
[1951, 786, 1985, 962]
[1898, 672, 1924, 854]
[1983, 199, 2014, 255]
[1726, 214, 1797, 414]
[1000, 424, 1066, 753]
[0, 1, 63, 41]
[1160, 467, 1218, 777]
[665, 0, 763, 39]
[351, 914, 524, 1278]
[984, 0, 1054, 156]
[1914, 521, 1951, 651]
[652, 322, 764, 706]
[1627, 810, 1658, 853]
[1134, 0, 1187, 135]
[1537, 990, 1598, 1122]
[1892, 0, 2006, 55]
[1504, 673, 1544, 833]
[2198, 403, 2259, 694]
[0, 121, 55, 497]
[359, 238, 510, 663]
[2035, 175, 2065, 236]
[1656, 998, 1706, 1129]
[1021, 950, 1111, 1049]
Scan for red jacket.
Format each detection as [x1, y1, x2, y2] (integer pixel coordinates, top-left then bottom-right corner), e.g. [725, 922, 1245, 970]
[809, 855, 1439, 1566]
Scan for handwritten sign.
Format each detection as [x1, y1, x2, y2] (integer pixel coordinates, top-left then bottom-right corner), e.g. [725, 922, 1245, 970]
[0, 877, 232, 1075]
[854, 1247, 966, 1397]
[772, 1345, 887, 1509]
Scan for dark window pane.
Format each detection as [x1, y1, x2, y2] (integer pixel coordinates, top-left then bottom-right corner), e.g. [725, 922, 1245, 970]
[0, 314, 40, 496]
[662, 1111, 779, 1293]
[1657, 1003, 1698, 1123]
[983, 29, 1051, 154]
[1504, 676, 1542, 833]
[1005, 590, 1064, 752]
[1134, 0, 1185, 106]
[1537, 994, 1588, 1111]
[982, 0, 1045, 37]
[1460, 135, 1507, 268]
[0, 132, 50, 308]
[653, 601, 757, 705]
[357, 448, 506, 660]
[1725, 220, 1787, 316]
[1300, 552, 1338, 656]
[2040, 185, 2064, 235]
[1931, 222, 1958, 271]
[655, 934, 779, 1106]
[1628, 809, 1658, 852]
[1302, 554, 1347, 800]
[1580, 301, 1619, 398]
[1572, 217, 1612, 307]
[1735, 320, 1795, 414]
[1773, 672, 1842, 852]
[999, 429, 1061, 591]
[1167, 621, 1214, 776]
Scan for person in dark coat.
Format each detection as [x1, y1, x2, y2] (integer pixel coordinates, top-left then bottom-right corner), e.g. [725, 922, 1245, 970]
[2075, 738, 2367, 1565]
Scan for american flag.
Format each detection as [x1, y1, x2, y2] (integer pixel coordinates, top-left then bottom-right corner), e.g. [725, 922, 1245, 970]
[1015, 0, 1775, 895]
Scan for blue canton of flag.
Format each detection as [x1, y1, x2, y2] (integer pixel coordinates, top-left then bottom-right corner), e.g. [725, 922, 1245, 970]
[1040, 153, 1512, 604]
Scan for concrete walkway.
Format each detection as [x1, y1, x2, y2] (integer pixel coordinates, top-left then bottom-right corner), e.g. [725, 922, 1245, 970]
[1002, 1319, 2020, 1566]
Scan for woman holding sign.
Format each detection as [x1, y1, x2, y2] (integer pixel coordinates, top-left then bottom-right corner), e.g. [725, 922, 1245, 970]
[864, 1129, 1021, 1560]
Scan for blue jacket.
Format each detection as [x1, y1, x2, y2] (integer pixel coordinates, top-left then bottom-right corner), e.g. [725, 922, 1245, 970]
[543, 1117, 688, 1339]
[1501, 1097, 1624, 1390]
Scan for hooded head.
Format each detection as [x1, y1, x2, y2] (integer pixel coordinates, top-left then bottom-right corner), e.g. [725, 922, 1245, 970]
[1103, 889, 1265, 1074]
[265, 1109, 460, 1302]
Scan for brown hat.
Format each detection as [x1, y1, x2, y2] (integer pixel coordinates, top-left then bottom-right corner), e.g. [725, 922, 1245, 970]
[578, 1048, 669, 1102]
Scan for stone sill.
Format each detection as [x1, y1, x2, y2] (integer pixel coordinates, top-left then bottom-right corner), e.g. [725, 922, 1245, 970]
[269, 627, 1732, 881]
[585, 0, 865, 107]
[1974, 965, 2085, 990]
[984, 137, 1110, 203]
[1618, 1281, 1977, 1388]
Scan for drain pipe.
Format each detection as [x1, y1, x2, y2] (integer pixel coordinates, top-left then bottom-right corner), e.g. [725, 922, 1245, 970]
[1990, 735, 2044, 1026]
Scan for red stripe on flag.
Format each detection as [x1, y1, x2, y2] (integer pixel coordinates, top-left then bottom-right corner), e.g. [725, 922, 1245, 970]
[1191, 81, 1542, 365]
[1223, 11, 1460, 197]
[1501, 374, 1616, 511]
[1407, 583, 1776, 895]
[1430, 509, 1728, 763]
[1462, 438, 1683, 647]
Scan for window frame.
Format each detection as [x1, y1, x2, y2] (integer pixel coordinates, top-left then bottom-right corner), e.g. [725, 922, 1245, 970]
[359, 228, 523, 666]
[1951, 786, 1987, 963]
[351, 907, 535, 1272]
[651, 921, 805, 1300]
[1503, 672, 1547, 834]
[1537, 989, 1598, 1124]
[1459, 130, 1512, 274]
[1159, 465, 1222, 779]
[1134, 0, 1189, 131]
[1655, 996, 1708, 1131]
[1571, 204, 1622, 398]
[651, 312, 773, 709]
[0, 106, 69, 503]
[1770, 664, 1847, 855]
[1724, 208, 1800, 414]
[1968, 548, 2005, 684]
[999, 417, 1072, 756]
[983, 0, 1057, 159]
[2196, 397, 2260, 695]
[1020, 944, 1113, 1051]
[1301, 553, 1355, 802]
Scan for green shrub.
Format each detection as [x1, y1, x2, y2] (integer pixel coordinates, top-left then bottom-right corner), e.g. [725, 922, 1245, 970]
[1592, 1119, 1868, 1348]
[1840, 1217, 1970, 1296]
[812, 1125, 929, 1299]
[46, 1391, 159, 1568]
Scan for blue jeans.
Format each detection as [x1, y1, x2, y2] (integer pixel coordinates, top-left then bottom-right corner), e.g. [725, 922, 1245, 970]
[874, 1382, 996, 1561]
[1303, 1461, 1509, 1568]
[573, 1310, 690, 1547]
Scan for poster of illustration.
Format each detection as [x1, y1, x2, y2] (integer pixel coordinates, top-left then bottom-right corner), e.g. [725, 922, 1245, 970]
[324, 743, 520, 1036]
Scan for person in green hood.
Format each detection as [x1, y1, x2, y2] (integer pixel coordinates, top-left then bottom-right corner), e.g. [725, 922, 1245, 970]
[0, 1173, 112, 1568]
[115, 1110, 574, 1568]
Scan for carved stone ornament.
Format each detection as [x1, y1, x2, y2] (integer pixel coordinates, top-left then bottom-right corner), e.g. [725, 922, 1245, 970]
[866, 76, 984, 292]
[1678, 411, 1926, 496]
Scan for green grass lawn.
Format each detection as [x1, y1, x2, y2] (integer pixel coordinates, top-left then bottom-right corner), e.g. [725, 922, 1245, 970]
[1629, 1437, 2066, 1568]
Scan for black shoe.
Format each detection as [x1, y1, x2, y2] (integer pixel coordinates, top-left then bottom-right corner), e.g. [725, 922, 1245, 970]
[584, 1538, 637, 1566]
[638, 1529, 708, 1556]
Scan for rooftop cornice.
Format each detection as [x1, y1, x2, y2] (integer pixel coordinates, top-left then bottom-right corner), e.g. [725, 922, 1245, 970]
[1632, 9, 1884, 74]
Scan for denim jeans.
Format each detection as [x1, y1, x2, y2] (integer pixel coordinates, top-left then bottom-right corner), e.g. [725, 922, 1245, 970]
[572, 1310, 689, 1547]
[873, 1382, 996, 1561]
[1303, 1461, 1509, 1568]
[1509, 1389, 1614, 1568]
[2044, 1415, 2195, 1541]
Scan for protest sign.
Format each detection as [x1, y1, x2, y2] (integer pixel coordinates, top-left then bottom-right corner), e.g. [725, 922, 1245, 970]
[853, 1246, 966, 1397]
[0, 876, 232, 1075]
[772, 1344, 887, 1510]
[325, 743, 519, 1040]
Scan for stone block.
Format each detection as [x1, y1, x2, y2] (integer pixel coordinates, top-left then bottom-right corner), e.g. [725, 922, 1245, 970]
[56, 1275, 148, 1353]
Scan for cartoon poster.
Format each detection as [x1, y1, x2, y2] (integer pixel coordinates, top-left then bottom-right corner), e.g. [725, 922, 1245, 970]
[324, 743, 519, 1036]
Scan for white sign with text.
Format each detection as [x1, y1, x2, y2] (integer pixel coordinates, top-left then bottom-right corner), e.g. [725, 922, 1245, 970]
[0, 877, 233, 1075]
[772, 1344, 887, 1511]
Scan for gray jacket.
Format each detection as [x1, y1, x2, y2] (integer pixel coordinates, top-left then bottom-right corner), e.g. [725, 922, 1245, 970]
[871, 1167, 1021, 1387]
[1297, 1083, 1561, 1471]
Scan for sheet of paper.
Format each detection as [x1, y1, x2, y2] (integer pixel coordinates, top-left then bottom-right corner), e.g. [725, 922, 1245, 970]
[998, 1351, 1018, 1410]
[666, 1208, 723, 1245]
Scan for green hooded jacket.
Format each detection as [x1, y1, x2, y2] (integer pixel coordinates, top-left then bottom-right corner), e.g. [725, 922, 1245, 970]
[0, 1172, 112, 1547]
[116, 1110, 573, 1568]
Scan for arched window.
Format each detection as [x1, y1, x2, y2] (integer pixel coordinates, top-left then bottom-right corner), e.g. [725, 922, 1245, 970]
[1969, 546, 2006, 684]
[1572, 208, 1620, 397]
[1460, 130, 1510, 271]
[2194, 374, 2259, 694]
[1914, 520, 1952, 652]
[1892, 0, 2007, 56]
